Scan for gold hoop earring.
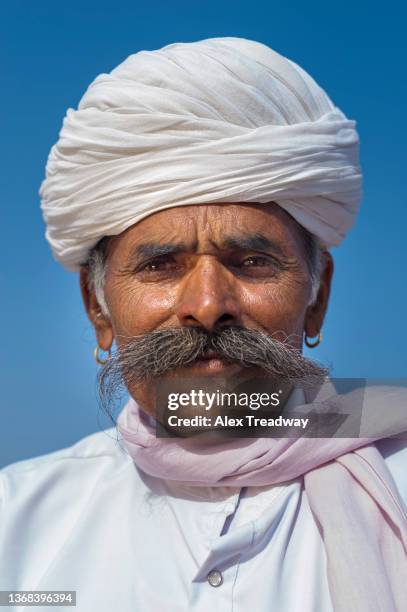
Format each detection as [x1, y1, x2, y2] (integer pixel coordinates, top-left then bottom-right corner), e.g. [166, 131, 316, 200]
[93, 345, 111, 365]
[304, 330, 323, 348]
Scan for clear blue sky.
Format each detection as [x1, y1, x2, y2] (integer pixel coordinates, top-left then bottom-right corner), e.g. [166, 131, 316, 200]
[1, 0, 406, 467]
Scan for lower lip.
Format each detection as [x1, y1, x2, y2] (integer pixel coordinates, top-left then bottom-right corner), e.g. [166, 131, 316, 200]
[182, 358, 243, 375]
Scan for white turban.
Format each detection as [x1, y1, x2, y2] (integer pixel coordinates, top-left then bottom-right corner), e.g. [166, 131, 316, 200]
[40, 37, 362, 272]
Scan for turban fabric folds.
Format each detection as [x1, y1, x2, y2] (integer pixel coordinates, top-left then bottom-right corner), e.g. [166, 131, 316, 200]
[40, 37, 362, 271]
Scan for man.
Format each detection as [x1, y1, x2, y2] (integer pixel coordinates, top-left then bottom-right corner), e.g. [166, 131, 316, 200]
[1, 38, 406, 611]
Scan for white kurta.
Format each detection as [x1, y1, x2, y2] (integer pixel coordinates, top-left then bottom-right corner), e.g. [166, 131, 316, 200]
[0, 428, 406, 612]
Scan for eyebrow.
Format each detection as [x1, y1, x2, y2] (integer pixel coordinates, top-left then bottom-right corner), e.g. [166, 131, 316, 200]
[130, 242, 188, 261]
[220, 233, 286, 258]
[126, 232, 287, 266]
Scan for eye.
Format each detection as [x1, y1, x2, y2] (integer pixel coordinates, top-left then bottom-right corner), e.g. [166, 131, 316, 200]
[140, 255, 178, 272]
[242, 256, 271, 267]
[234, 254, 282, 278]
[143, 255, 175, 272]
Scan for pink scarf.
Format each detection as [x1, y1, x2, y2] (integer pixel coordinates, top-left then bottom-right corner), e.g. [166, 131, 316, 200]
[117, 385, 407, 612]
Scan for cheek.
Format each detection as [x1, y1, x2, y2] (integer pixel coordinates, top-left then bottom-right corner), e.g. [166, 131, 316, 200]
[105, 278, 177, 339]
[105, 272, 310, 347]
[241, 277, 309, 341]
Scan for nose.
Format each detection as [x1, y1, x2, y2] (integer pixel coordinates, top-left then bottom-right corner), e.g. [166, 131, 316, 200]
[175, 256, 242, 332]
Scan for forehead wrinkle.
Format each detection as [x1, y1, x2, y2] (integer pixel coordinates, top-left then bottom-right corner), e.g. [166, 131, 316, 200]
[121, 205, 301, 263]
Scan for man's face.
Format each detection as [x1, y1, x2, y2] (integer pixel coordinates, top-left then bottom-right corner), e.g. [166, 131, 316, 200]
[82, 202, 332, 415]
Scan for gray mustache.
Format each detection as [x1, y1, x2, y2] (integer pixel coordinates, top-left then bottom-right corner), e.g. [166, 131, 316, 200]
[97, 327, 329, 417]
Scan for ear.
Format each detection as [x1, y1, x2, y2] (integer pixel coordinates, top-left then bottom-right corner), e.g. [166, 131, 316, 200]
[304, 251, 334, 339]
[79, 267, 114, 351]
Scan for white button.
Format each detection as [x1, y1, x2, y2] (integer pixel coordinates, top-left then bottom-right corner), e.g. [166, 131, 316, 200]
[207, 569, 223, 587]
